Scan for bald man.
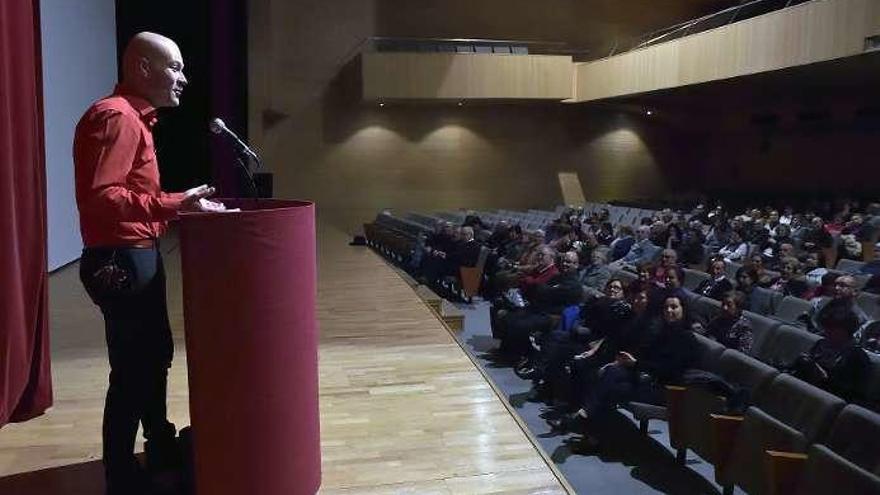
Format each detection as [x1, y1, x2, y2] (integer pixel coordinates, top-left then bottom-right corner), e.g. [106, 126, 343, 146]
[74, 32, 216, 494]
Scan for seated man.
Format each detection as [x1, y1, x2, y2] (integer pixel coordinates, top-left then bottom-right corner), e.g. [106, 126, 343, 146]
[803, 274, 873, 337]
[694, 257, 734, 300]
[495, 251, 583, 359]
[579, 249, 612, 300]
[608, 225, 659, 270]
[785, 303, 870, 403]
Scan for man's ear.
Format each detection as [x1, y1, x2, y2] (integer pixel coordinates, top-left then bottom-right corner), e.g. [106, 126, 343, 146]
[138, 56, 151, 78]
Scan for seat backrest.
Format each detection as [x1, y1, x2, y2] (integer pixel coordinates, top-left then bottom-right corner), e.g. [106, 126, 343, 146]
[750, 287, 782, 316]
[691, 296, 722, 327]
[683, 268, 710, 290]
[725, 261, 743, 280]
[774, 296, 813, 326]
[823, 404, 880, 473]
[717, 349, 779, 402]
[743, 310, 783, 358]
[863, 353, 880, 410]
[693, 333, 726, 372]
[757, 373, 846, 444]
[836, 258, 867, 274]
[801, 444, 880, 495]
[755, 324, 821, 366]
[856, 292, 880, 320]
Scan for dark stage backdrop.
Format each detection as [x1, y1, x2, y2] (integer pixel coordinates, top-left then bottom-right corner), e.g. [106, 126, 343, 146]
[0, 0, 53, 428]
[115, 0, 248, 196]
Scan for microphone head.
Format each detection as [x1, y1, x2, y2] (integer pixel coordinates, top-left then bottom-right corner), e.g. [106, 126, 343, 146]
[209, 118, 226, 134]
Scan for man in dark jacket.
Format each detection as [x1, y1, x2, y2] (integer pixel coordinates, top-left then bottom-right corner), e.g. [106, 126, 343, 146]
[498, 251, 584, 357]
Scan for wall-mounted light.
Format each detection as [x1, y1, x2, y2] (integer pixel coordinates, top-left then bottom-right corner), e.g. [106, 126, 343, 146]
[646, 109, 653, 116]
[457, 101, 464, 107]
[378, 102, 385, 107]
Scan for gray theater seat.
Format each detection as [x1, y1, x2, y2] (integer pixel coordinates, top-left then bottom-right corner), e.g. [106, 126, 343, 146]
[676, 350, 779, 464]
[691, 296, 722, 328]
[743, 311, 783, 358]
[683, 268, 711, 290]
[836, 258, 867, 274]
[749, 287, 783, 316]
[798, 445, 880, 495]
[773, 296, 813, 326]
[754, 324, 821, 366]
[774, 405, 880, 494]
[717, 374, 845, 494]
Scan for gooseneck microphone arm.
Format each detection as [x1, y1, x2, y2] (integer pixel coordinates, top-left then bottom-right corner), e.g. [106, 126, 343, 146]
[209, 118, 262, 169]
[209, 117, 261, 200]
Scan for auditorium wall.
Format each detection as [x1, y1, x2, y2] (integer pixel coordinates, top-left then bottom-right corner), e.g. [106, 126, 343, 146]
[247, 0, 713, 232]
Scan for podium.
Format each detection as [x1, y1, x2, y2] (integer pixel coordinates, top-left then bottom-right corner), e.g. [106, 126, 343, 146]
[178, 199, 321, 495]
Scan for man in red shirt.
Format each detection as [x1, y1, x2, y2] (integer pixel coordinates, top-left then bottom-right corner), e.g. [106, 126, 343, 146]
[74, 32, 218, 495]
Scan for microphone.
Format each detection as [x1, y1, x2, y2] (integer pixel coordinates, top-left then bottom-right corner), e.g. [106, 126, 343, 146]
[209, 118, 260, 165]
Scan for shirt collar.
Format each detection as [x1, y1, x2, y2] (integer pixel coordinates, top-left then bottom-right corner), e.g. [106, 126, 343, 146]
[113, 84, 158, 128]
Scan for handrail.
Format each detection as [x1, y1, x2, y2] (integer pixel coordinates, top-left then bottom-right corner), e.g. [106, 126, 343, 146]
[621, 0, 810, 56]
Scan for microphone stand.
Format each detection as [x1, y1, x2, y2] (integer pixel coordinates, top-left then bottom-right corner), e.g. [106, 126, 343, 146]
[234, 149, 260, 208]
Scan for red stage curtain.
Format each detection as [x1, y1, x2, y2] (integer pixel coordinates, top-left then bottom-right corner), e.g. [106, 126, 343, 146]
[0, 0, 52, 427]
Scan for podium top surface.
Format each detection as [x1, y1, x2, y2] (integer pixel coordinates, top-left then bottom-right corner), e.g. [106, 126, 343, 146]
[179, 198, 313, 219]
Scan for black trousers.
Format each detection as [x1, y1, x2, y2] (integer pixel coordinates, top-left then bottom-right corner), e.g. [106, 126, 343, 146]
[80, 245, 176, 486]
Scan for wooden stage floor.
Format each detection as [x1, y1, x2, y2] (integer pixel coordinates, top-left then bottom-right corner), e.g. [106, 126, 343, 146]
[0, 224, 564, 494]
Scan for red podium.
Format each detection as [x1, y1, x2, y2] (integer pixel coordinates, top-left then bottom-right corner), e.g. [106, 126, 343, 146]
[178, 199, 321, 495]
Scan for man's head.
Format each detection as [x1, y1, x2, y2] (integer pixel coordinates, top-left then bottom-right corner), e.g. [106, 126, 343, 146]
[122, 32, 187, 108]
[660, 249, 678, 268]
[557, 251, 579, 273]
[833, 275, 859, 300]
[461, 226, 474, 242]
[779, 243, 794, 259]
[636, 225, 651, 241]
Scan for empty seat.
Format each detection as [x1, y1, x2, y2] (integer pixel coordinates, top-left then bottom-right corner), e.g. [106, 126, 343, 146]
[725, 261, 744, 280]
[691, 296, 722, 327]
[773, 296, 813, 326]
[716, 374, 846, 495]
[776, 405, 880, 495]
[749, 287, 783, 316]
[755, 324, 821, 367]
[857, 292, 880, 320]
[797, 443, 880, 494]
[743, 311, 783, 358]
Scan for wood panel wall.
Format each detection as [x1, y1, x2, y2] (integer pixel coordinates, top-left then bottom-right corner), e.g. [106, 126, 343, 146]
[247, 0, 700, 232]
[574, 0, 880, 102]
[362, 53, 573, 100]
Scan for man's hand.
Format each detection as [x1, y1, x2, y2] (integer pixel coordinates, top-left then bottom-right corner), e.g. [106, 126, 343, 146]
[180, 184, 216, 211]
[196, 198, 228, 212]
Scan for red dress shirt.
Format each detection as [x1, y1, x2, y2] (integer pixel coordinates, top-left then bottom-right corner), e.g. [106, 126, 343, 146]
[74, 86, 185, 247]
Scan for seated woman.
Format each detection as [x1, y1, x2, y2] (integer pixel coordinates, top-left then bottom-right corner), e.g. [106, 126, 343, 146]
[549, 291, 699, 444]
[746, 252, 775, 287]
[767, 256, 810, 298]
[695, 257, 734, 300]
[783, 302, 870, 403]
[700, 291, 753, 353]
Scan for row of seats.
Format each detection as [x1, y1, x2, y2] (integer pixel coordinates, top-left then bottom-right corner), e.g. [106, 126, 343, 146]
[666, 344, 880, 494]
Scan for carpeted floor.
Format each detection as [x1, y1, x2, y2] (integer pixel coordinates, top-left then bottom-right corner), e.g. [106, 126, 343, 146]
[452, 300, 744, 495]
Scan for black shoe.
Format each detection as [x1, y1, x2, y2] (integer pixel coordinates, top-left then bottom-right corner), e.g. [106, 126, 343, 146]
[547, 412, 586, 433]
[105, 459, 149, 495]
[145, 436, 182, 474]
